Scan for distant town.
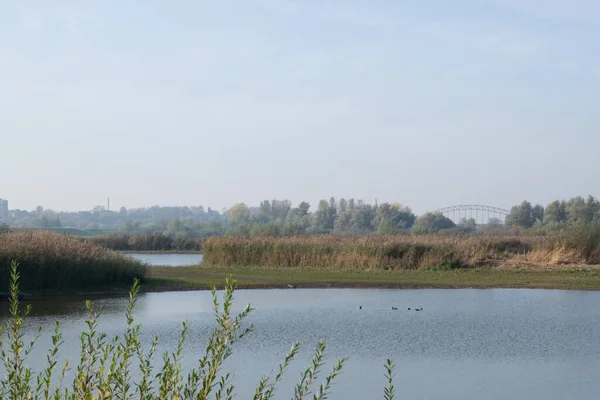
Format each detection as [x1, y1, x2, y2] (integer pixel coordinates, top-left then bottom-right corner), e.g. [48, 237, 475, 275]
[0, 197, 223, 231]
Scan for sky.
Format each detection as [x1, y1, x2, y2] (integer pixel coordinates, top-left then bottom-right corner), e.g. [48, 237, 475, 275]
[1, 0, 600, 214]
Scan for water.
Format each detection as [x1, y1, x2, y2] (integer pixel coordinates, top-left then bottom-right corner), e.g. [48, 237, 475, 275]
[2, 288, 600, 399]
[127, 252, 203, 266]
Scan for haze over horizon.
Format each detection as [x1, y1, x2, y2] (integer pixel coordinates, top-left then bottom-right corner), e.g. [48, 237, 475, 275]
[2, 0, 599, 214]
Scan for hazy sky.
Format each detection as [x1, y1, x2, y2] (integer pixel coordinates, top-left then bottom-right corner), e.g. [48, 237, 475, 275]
[1, 0, 599, 214]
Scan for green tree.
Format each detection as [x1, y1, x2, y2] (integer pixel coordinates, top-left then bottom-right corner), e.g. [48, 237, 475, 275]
[459, 217, 477, 232]
[259, 200, 272, 220]
[566, 196, 586, 224]
[584, 195, 600, 222]
[228, 203, 250, 225]
[312, 200, 334, 232]
[374, 203, 416, 231]
[271, 199, 291, 221]
[339, 198, 348, 213]
[412, 212, 455, 234]
[377, 219, 396, 235]
[543, 200, 567, 227]
[334, 204, 376, 235]
[505, 201, 536, 228]
[532, 204, 544, 224]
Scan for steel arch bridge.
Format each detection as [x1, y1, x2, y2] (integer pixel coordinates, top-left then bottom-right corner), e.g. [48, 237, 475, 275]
[432, 205, 510, 225]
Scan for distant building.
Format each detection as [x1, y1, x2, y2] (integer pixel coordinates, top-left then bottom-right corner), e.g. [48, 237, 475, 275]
[36, 206, 43, 217]
[0, 199, 8, 219]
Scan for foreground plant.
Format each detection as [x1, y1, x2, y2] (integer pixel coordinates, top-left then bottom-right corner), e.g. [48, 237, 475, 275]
[0, 260, 396, 399]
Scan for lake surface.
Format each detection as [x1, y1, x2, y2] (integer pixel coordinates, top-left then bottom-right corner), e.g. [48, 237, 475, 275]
[128, 252, 203, 266]
[2, 288, 600, 399]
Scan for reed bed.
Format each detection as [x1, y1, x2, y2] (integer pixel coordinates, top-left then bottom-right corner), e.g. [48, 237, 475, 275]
[0, 231, 148, 291]
[202, 234, 600, 270]
[88, 234, 203, 251]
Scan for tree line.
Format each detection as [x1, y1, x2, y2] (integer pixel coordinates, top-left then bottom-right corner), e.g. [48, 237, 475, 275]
[6, 195, 600, 238]
[504, 195, 600, 232]
[144, 195, 600, 238]
[128, 198, 476, 238]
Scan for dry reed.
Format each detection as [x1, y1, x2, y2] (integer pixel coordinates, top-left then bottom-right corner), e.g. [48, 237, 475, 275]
[0, 231, 148, 291]
[202, 234, 600, 270]
[88, 234, 202, 251]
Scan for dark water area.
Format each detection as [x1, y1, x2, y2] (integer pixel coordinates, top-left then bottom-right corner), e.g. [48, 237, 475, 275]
[127, 252, 203, 266]
[2, 288, 600, 399]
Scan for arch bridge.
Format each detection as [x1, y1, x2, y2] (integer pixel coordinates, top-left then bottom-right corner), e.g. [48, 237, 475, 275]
[432, 205, 510, 225]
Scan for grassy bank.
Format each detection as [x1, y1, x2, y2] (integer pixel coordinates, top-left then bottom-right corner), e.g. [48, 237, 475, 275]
[0, 231, 148, 291]
[202, 234, 600, 270]
[146, 265, 600, 291]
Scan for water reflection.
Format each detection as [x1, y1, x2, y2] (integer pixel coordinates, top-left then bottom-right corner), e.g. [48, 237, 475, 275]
[127, 253, 203, 266]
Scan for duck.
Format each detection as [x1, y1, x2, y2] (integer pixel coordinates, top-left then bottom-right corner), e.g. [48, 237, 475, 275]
[357, 306, 362, 310]
[415, 308, 423, 311]
[391, 307, 398, 310]
[408, 307, 411, 310]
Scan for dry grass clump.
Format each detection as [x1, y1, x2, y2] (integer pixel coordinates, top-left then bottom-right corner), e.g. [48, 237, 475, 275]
[0, 231, 148, 291]
[202, 235, 549, 270]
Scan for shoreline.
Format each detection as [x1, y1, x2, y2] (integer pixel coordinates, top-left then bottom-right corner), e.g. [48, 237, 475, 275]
[13, 266, 600, 298]
[144, 265, 600, 292]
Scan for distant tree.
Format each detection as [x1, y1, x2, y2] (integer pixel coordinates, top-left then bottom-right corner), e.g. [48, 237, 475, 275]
[348, 198, 356, 210]
[334, 203, 376, 235]
[312, 199, 337, 232]
[584, 195, 600, 223]
[543, 200, 568, 227]
[271, 200, 291, 221]
[339, 198, 348, 213]
[459, 217, 477, 232]
[532, 204, 544, 224]
[228, 203, 251, 225]
[566, 196, 586, 224]
[259, 200, 272, 220]
[297, 201, 310, 216]
[118, 220, 142, 233]
[505, 201, 537, 228]
[285, 201, 311, 233]
[487, 217, 502, 226]
[374, 203, 416, 232]
[377, 219, 396, 235]
[412, 212, 455, 234]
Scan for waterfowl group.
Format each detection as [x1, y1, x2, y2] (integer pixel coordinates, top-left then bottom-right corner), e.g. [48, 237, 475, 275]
[357, 305, 423, 311]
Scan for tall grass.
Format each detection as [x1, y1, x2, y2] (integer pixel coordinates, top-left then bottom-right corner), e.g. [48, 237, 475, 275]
[88, 234, 203, 252]
[0, 261, 393, 399]
[0, 231, 148, 291]
[202, 234, 600, 270]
